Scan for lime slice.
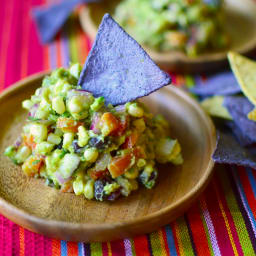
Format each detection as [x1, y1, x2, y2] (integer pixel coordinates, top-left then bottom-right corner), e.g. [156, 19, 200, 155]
[201, 96, 232, 120]
[228, 52, 256, 105]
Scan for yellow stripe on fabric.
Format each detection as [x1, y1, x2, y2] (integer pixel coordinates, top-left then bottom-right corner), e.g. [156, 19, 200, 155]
[200, 206, 215, 256]
[185, 75, 195, 88]
[174, 218, 195, 256]
[212, 178, 239, 256]
[129, 239, 136, 256]
[217, 169, 255, 255]
[90, 242, 102, 256]
[67, 15, 79, 63]
[149, 230, 167, 256]
[107, 242, 112, 256]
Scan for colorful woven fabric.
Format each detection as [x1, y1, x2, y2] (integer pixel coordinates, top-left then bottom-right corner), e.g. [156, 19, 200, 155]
[1, 0, 256, 255]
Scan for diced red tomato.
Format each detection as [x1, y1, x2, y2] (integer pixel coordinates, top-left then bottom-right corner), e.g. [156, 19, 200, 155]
[60, 182, 73, 193]
[112, 115, 129, 136]
[108, 153, 132, 178]
[23, 134, 36, 150]
[133, 146, 146, 159]
[100, 112, 119, 136]
[89, 169, 109, 180]
[57, 117, 82, 133]
[123, 131, 138, 149]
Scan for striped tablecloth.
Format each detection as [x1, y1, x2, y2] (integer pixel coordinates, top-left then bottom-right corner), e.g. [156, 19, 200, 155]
[1, 1, 256, 255]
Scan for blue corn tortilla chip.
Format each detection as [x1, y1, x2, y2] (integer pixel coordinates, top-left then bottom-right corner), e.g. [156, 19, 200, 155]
[212, 129, 256, 169]
[223, 96, 256, 141]
[32, 0, 99, 44]
[191, 72, 241, 96]
[78, 14, 171, 105]
[225, 121, 255, 146]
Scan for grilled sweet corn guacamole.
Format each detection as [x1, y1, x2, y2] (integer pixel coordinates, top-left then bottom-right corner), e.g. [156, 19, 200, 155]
[5, 64, 183, 201]
[114, 0, 229, 56]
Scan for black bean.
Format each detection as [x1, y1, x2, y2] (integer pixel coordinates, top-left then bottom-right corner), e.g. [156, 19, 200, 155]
[72, 140, 84, 153]
[94, 180, 105, 201]
[107, 189, 121, 201]
[89, 137, 109, 149]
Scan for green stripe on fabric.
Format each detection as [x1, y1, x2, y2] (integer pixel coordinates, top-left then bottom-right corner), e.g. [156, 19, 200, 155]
[149, 231, 166, 256]
[176, 217, 195, 256]
[185, 75, 195, 88]
[67, 15, 79, 63]
[90, 242, 103, 256]
[217, 169, 255, 255]
[200, 206, 215, 256]
[129, 238, 136, 256]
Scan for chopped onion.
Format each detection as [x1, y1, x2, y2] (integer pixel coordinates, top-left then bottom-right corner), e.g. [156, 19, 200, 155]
[55, 171, 71, 185]
[95, 153, 111, 171]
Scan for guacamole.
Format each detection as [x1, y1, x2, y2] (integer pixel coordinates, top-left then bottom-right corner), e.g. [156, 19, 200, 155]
[114, 0, 229, 56]
[5, 64, 183, 201]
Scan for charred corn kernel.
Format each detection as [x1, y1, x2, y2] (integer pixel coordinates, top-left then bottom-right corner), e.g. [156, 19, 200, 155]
[128, 103, 144, 117]
[133, 118, 145, 132]
[73, 178, 84, 195]
[137, 158, 146, 168]
[84, 148, 98, 163]
[84, 179, 94, 199]
[15, 146, 31, 163]
[52, 96, 66, 114]
[22, 100, 33, 110]
[77, 126, 89, 147]
[68, 96, 82, 113]
[35, 142, 54, 155]
[63, 132, 74, 150]
[30, 123, 47, 142]
[47, 133, 61, 145]
[69, 63, 82, 79]
[103, 183, 120, 195]
[124, 167, 139, 179]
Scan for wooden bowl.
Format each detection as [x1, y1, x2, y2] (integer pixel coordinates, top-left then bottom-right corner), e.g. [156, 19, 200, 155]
[79, 0, 256, 73]
[0, 72, 216, 242]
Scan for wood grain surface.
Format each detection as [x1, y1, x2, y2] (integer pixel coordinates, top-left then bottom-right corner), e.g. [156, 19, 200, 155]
[0, 72, 216, 241]
[79, 0, 256, 73]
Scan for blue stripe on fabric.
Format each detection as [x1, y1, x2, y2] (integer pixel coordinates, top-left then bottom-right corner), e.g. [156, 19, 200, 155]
[61, 26, 70, 67]
[234, 169, 256, 229]
[49, 42, 57, 69]
[78, 242, 84, 256]
[246, 167, 256, 197]
[165, 225, 177, 256]
[61, 240, 68, 256]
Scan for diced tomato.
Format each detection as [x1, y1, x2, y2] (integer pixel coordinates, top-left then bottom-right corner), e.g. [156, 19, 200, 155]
[23, 135, 36, 150]
[100, 112, 119, 136]
[123, 131, 138, 149]
[60, 182, 73, 193]
[112, 115, 129, 136]
[108, 153, 132, 178]
[89, 169, 109, 180]
[133, 146, 146, 159]
[22, 156, 44, 177]
[57, 117, 82, 133]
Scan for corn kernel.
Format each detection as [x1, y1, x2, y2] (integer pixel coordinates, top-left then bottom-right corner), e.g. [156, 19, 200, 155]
[73, 178, 84, 195]
[47, 133, 61, 145]
[22, 100, 33, 110]
[52, 96, 66, 114]
[16, 146, 31, 163]
[84, 180, 95, 200]
[128, 103, 144, 117]
[68, 96, 82, 113]
[84, 148, 98, 162]
[77, 126, 89, 147]
[63, 133, 74, 150]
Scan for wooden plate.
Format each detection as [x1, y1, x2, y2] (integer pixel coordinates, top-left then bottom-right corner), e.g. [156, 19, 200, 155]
[79, 0, 256, 73]
[0, 72, 216, 242]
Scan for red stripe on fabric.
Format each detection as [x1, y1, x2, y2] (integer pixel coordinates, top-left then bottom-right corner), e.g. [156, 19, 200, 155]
[78, 26, 89, 63]
[19, 227, 25, 256]
[204, 180, 235, 256]
[43, 236, 52, 256]
[4, 0, 22, 88]
[186, 203, 211, 256]
[102, 242, 109, 256]
[20, 0, 31, 79]
[170, 222, 180, 256]
[110, 239, 126, 256]
[237, 166, 256, 219]
[0, 0, 15, 91]
[12, 222, 20, 256]
[133, 235, 151, 256]
[56, 33, 62, 68]
[161, 227, 170, 256]
[27, 0, 45, 76]
[52, 239, 61, 256]
[24, 229, 35, 255]
[215, 174, 243, 255]
[67, 241, 78, 256]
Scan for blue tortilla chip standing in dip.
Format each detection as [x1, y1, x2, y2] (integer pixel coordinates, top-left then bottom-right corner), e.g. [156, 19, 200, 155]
[212, 129, 256, 169]
[191, 72, 241, 96]
[223, 96, 256, 142]
[78, 14, 171, 105]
